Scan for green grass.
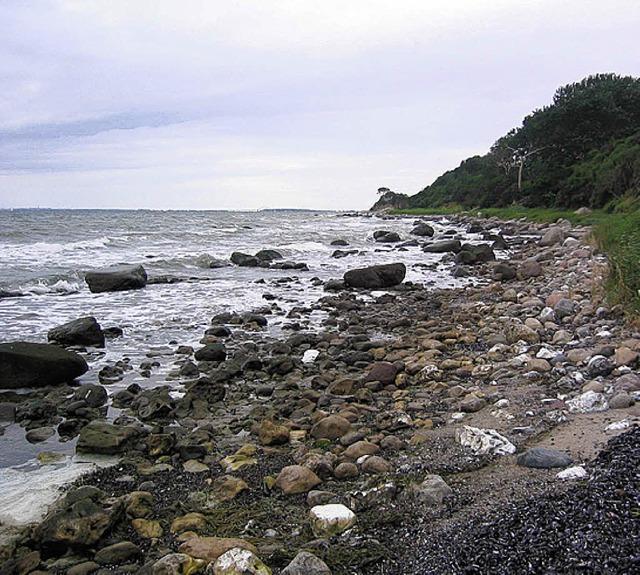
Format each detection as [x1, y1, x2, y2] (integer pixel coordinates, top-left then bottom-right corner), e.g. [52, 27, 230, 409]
[392, 204, 640, 317]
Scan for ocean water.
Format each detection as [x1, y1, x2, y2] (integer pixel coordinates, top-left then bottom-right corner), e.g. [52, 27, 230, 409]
[0, 208, 488, 523]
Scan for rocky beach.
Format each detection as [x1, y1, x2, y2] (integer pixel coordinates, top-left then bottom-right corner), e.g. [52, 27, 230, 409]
[1, 213, 639, 574]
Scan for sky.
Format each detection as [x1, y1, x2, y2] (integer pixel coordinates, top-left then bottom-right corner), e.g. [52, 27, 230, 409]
[1, 1, 639, 211]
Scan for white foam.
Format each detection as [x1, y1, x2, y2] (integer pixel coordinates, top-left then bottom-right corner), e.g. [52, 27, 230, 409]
[0, 456, 116, 525]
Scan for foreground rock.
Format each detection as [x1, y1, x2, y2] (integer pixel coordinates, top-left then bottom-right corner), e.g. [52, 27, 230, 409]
[0, 341, 88, 389]
[47, 316, 105, 348]
[344, 262, 406, 288]
[84, 264, 148, 293]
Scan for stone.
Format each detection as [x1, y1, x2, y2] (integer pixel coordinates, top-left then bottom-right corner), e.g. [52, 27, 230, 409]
[171, 513, 208, 534]
[553, 298, 576, 320]
[364, 362, 398, 385]
[94, 541, 141, 565]
[492, 263, 517, 281]
[48, 316, 105, 348]
[274, 465, 321, 495]
[26, 426, 55, 443]
[615, 346, 638, 367]
[519, 259, 543, 279]
[0, 341, 88, 389]
[556, 466, 588, 480]
[310, 415, 353, 440]
[410, 223, 435, 237]
[361, 455, 391, 474]
[309, 504, 356, 537]
[258, 419, 290, 446]
[152, 553, 205, 575]
[517, 447, 573, 469]
[609, 393, 634, 409]
[566, 391, 608, 413]
[423, 240, 462, 253]
[76, 421, 140, 455]
[209, 475, 250, 503]
[85, 264, 147, 293]
[194, 343, 227, 362]
[343, 441, 380, 460]
[281, 551, 332, 575]
[398, 474, 453, 506]
[132, 518, 163, 539]
[334, 462, 359, 479]
[373, 230, 402, 243]
[506, 324, 540, 345]
[343, 263, 406, 289]
[458, 426, 516, 456]
[212, 548, 271, 575]
[540, 226, 565, 247]
[459, 395, 487, 413]
[73, 383, 108, 408]
[178, 537, 257, 563]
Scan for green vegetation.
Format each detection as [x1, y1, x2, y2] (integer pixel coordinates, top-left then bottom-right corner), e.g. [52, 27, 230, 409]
[396, 73, 640, 211]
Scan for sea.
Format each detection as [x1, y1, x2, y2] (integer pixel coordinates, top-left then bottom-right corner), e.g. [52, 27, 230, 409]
[0, 208, 488, 524]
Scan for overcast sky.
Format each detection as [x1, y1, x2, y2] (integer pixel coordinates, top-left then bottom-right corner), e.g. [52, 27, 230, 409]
[1, 1, 639, 210]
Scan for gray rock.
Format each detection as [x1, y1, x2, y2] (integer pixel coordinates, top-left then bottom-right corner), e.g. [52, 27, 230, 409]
[73, 383, 108, 408]
[609, 393, 634, 409]
[423, 239, 462, 253]
[48, 316, 105, 348]
[373, 230, 402, 243]
[230, 252, 260, 267]
[95, 541, 141, 565]
[0, 341, 88, 389]
[517, 447, 573, 469]
[282, 551, 332, 575]
[540, 226, 565, 247]
[26, 426, 56, 443]
[76, 421, 140, 454]
[492, 263, 517, 281]
[344, 263, 406, 289]
[410, 223, 435, 237]
[553, 298, 576, 320]
[194, 343, 227, 362]
[85, 264, 147, 293]
[398, 474, 453, 506]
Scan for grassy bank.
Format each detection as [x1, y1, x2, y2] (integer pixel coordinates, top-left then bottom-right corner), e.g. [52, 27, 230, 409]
[392, 206, 640, 317]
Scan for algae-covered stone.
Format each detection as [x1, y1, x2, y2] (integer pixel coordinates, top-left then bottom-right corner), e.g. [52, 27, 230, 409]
[76, 420, 140, 455]
[152, 553, 205, 575]
[309, 504, 356, 537]
[258, 419, 290, 446]
[171, 512, 207, 534]
[132, 518, 163, 539]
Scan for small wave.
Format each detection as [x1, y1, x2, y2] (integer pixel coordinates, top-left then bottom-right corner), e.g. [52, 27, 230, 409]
[23, 279, 81, 296]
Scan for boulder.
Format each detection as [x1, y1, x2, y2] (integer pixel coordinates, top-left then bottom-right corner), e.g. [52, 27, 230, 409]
[517, 447, 573, 469]
[84, 264, 147, 293]
[410, 222, 435, 237]
[423, 240, 462, 253]
[310, 415, 353, 440]
[344, 263, 406, 289]
[492, 262, 517, 281]
[274, 465, 321, 495]
[540, 226, 565, 247]
[281, 551, 332, 575]
[230, 252, 260, 267]
[454, 243, 495, 265]
[309, 504, 356, 537]
[373, 230, 402, 243]
[0, 342, 88, 389]
[194, 343, 227, 362]
[48, 316, 105, 348]
[212, 548, 271, 575]
[76, 421, 140, 454]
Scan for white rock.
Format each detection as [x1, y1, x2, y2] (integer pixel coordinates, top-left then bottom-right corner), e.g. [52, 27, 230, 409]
[494, 399, 510, 409]
[212, 548, 271, 575]
[309, 504, 356, 537]
[566, 390, 608, 413]
[536, 347, 556, 360]
[302, 350, 320, 364]
[605, 419, 630, 431]
[556, 466, 587, 480]
[457, 426, 516, 456]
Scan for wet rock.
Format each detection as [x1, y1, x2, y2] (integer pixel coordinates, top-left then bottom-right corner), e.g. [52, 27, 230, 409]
[48, 316, 105, 348]
[73, 383, 108, 408]
[455, 243, 495, 265]
[212, 548, 271, 575]
[309, 504, 356, 537]
[194, 343, 227, 362]
[274, 465, 321, 495]
[76, 421, 140, 454]
[281, 551, 332, 575]
[231, 252, 260, 267]
[344, 262, 406, 289]
[26, 426, 55, 443]
[85, 264, 147, 293]
[423, 240, 462, 253]
[0, 341, 88, 389]
[35, 486, 116, 551]
[410, 222, 435, 237]
[94, 541, 141, 565]
[517, 447, 573, 469]
[373, 230, 402, 243]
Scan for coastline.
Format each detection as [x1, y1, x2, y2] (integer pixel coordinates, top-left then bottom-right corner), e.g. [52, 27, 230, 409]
[1, 213, 638, 574]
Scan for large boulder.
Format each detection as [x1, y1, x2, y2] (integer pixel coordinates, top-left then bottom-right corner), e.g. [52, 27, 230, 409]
[0, 342, 88, 389]
[85, 264, 147, 293]
[48, 316, 105, 348]
[423, 240, 462, 253]
[76, 421, 140, 455]
[410, 222, 435, 237]
[344, 263, 406, 289]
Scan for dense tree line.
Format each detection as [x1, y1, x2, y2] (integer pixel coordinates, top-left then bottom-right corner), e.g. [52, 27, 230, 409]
[405, 74, 640, 211]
